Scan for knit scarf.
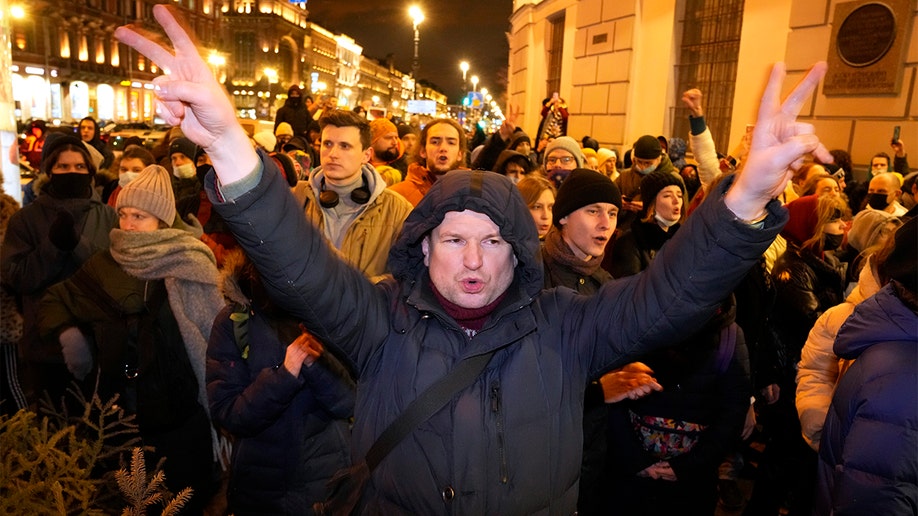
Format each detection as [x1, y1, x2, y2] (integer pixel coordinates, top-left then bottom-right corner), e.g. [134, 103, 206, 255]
[109, 228, 224, 417]
[543, 226, 604, 277]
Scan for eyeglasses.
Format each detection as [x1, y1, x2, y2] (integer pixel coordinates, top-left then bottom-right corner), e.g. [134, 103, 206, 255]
[546, 156, 575, 166]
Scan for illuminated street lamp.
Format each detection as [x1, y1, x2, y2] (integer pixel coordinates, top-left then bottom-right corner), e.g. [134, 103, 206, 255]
[470, 75, 479, 92]
[409, 5, 424, 100]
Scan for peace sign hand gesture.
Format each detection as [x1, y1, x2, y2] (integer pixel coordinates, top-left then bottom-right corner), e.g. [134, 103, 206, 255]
[724, 62, 832, 221]
[115, 4, 257, 184]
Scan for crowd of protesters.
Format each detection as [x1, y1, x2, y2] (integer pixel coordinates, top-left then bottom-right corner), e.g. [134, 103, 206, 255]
[1, 6, 915, 515]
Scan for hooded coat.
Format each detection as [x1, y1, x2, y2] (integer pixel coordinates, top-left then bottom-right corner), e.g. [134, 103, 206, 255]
[207, 253, 355, 514]
[206, 154, 784, 514]
[1, 190, 116, 365]
[815, 283, 917, 515]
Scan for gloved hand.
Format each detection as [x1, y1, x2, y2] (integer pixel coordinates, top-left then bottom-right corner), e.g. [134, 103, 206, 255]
[60, 326, 93, 380]
[48, 210, 80, 251]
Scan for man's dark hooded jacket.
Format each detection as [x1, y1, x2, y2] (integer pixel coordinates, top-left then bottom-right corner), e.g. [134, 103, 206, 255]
[206, 153, 785, 514]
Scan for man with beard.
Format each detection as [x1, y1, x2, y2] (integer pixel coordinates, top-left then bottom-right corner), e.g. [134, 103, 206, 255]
[369, 118, 404, 186]
[388, 118, 467, 206]
[274, 85, 313, 141]
[292, 110, 412, 279]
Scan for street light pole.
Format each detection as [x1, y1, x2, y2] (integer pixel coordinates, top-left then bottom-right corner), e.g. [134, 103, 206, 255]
[409, 6, 424, 100]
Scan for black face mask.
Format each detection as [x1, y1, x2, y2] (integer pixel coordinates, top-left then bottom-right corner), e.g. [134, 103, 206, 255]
[823, 233, 843, 251]
[288, 96, 302, 108]
[46, 173, 93, 199]
[866, 192, 891, 210]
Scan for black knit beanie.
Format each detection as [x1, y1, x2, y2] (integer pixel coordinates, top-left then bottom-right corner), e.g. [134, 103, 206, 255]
[633, 135, 662, 160]
[640, 170, 686, 215]
[553, 168, 622, 228]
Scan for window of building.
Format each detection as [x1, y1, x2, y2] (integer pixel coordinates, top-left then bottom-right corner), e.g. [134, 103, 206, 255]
[545, 12, 565, 98]
[235, 32, 257, 79]
[78, 33, 89, 62]
[673, 0, 744, 152]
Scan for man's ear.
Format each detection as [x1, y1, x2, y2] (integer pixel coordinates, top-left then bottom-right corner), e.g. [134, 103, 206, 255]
[558, 216, 568, 227]
[363, 146, 373, 164]
[421, 236, 431, 267]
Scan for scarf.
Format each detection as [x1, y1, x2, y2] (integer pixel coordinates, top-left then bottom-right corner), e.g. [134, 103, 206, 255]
[543, 226, 604, 277]
[431, 280, 508, 337]
[109, 228, 223, 417]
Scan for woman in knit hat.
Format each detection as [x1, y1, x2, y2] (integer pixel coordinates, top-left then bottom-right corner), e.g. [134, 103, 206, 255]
[603, 169, 752, 515]
[607, 170, 686, 278]
[39, 164, 224, 512]
[1, 133, 117, 406]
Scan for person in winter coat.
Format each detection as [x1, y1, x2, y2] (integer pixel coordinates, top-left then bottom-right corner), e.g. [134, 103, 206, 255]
[608, 170, 686, 278]
[207, 249, 355, 514]
[292, 110, 413, 280]
[615, 135, 679, 232]
[540, 169, 664, 515]
[274, 84, 314, 140]
[604, 169, 750, 515]
[78, 116, 115, 171]
[814, 216, 917, 515]
[604, 298, 751, 515]
[745, 192, 851, 516]
[115, 10, 830, 512]
[1, 133, 117, 406]
[795, 252, 884, 452]
[388, 118, 467, 206]
[39, 164, 223, 512]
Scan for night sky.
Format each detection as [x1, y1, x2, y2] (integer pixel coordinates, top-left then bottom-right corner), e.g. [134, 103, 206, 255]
[304, 0, 513, 104]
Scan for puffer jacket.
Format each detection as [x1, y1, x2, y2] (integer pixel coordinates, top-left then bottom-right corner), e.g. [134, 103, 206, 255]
[795, 259, 882, 451]
[292, 163, 412, 280]
[1, 190, 116, 363]
[206, 154, 784, 515]
[815, 283, 917, 515]
[769, 243, 846, 372]
[206, 254, 355, 515]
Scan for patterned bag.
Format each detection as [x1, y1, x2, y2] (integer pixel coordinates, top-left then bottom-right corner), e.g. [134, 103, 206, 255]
[629, 411, 707, 460]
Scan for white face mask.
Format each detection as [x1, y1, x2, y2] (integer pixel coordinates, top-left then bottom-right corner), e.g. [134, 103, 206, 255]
[119, 171, 140, 188]
[654, 213, 678, 228]
[173, 162, 196, 179]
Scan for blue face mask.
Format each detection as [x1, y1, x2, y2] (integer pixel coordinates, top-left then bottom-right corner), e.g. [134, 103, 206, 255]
[637, 163, 657, 175]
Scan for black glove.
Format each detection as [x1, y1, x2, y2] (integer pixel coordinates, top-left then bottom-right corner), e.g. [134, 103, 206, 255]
[48, 210, 80, 251]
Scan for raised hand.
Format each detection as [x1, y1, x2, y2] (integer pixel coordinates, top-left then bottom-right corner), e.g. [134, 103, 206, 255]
[724, 62, 832, 221]
[114, 4, 256, 184]
[499, 104, 521, 142]
[681, 89, 704, 118]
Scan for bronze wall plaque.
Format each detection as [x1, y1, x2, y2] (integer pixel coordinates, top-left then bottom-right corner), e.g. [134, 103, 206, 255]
[824, 0, 912, 95]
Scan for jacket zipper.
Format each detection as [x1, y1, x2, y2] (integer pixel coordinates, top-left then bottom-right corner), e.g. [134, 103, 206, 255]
[490, 380, 508, 484]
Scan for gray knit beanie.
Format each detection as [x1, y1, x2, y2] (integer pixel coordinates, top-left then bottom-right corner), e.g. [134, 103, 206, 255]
[116, 164, 176, 225]
[543, 136, 584, 168]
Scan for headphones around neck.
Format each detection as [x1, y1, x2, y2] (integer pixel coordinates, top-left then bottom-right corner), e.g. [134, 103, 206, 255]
[319, 174, 371, 208]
